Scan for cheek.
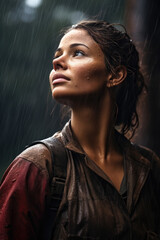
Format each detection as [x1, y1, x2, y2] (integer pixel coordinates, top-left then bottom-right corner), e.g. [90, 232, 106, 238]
[74, 63, 107, 87]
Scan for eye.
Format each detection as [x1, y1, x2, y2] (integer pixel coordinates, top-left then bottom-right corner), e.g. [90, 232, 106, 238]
[74, 50, 85, 57]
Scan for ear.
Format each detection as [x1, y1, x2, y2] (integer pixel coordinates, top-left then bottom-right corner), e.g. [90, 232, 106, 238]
[106, 66, 127, 88]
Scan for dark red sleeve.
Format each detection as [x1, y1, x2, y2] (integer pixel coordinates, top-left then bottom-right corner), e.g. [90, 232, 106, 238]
[0, 157, 50, 240]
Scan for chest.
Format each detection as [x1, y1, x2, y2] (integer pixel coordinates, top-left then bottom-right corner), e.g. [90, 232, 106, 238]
[53, 152, 160, 240]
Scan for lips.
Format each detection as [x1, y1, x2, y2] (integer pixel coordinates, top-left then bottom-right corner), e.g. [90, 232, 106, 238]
[52, 73, 70, 84]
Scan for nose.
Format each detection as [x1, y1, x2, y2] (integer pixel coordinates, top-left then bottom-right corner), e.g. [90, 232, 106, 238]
[52, 54, 67, 71]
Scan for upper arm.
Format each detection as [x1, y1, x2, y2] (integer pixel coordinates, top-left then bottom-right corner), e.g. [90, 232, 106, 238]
[0, 156, 50, 240]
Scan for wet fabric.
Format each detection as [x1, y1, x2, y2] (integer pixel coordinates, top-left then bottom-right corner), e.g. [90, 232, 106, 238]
[0, 121, 160, 240]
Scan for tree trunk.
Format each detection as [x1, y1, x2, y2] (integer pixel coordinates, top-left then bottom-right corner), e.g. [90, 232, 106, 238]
[125, 0, 160, 155]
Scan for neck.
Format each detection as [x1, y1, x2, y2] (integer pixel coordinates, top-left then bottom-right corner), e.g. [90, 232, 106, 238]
[70, 91, 118, 162]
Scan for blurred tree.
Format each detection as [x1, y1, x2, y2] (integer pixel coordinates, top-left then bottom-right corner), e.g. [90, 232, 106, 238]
[125, 0, 160, 155]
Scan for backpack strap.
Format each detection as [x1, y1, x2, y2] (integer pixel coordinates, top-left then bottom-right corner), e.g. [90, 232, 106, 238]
[27, 136, 68, 240]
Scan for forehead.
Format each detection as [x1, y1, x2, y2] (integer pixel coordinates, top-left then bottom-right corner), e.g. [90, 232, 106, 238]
[59, 29, 101, 50]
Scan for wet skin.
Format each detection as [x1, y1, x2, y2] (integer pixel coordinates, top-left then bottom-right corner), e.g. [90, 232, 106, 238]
[49, 29, 110, 107]
[49, 29, 125, 191]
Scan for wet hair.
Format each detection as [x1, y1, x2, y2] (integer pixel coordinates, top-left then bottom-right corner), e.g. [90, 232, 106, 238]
[64, 20, 146, 137]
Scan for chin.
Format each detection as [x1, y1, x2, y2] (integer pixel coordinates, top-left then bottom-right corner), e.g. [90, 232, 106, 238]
[52, 91, 72, 106]
[52, 87, 76, 106]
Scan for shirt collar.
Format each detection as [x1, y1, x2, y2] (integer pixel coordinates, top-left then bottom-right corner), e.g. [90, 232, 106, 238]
[115, 129, 151, 168]
[61, 120, 151, 169]
[61, 120, 85, 154]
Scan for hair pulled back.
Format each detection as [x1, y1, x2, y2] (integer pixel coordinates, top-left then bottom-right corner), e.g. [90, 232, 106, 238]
[65, 20, 145, 137]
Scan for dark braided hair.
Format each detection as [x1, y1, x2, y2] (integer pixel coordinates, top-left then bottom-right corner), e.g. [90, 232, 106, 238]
[65, 20, 145, 137]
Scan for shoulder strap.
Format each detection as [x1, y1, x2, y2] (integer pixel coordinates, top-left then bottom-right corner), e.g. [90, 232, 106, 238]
[39, 136, 68, 178]
[27, 136, 68, 240]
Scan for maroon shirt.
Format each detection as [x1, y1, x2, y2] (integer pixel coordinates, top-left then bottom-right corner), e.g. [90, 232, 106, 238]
[0, 144, 52, 240]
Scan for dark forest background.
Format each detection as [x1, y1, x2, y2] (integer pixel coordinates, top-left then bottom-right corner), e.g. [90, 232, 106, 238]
[0, 0, 160, 178]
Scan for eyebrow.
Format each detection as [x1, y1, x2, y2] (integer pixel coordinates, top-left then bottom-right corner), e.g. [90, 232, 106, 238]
[54, 43, 89, 54]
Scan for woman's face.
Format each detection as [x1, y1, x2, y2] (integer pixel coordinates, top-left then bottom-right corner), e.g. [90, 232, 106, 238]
[49, 29, 109, 106]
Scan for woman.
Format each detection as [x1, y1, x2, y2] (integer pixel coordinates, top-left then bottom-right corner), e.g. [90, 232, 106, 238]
[0, 20, 160, 240]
